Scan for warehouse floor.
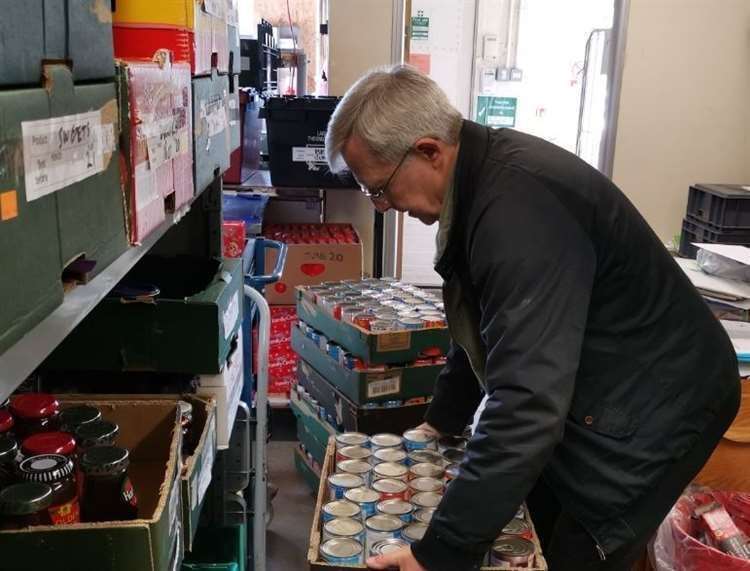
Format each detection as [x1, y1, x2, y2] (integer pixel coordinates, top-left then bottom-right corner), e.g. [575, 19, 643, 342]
[267, 409, 316, 571]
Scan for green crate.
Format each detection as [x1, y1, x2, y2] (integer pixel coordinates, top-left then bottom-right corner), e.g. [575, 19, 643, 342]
[290, 392, 334, 465]
[294, 445, 321, 494]
[182, 524, 246, 571]
[296, 289, 451, 364]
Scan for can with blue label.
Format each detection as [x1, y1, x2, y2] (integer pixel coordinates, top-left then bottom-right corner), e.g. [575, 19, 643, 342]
[344, 486, 380, 519]
[322, 499, 361, 522]
[365, 514, 405, 554]
[406, 449, 444, 467]
[370, 433, 403, 452]
[402, 429, 437, 452]
[372, 447, 407, 466]
[402, 522, 428, 544]
[320, 537, 363, 565]
[328, 473, 365, 500]
[323, 517, 366, 544]
[376, 499, 415, 523]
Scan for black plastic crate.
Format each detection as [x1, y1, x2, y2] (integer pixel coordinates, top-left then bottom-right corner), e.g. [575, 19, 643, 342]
[261, 96, 356, 188]
[679, 217, 750, 258]
[687, 183, 750, 229]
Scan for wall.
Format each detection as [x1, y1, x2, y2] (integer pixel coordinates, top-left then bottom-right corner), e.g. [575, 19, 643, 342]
[612, 0, 750, 242]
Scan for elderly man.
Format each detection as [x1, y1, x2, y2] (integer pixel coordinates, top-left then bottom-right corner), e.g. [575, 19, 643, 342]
[324, 65, 740, 571]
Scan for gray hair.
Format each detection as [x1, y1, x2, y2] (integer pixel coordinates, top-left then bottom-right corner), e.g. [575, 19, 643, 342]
[325, 64, 463, 173]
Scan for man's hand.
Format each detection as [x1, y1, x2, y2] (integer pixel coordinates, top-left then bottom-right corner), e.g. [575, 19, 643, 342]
[414, 422, 442, 439]
[367, 547, 426, 570]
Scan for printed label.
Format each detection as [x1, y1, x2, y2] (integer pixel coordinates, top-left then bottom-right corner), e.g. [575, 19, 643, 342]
[22, 111, 105, 201]
[292, 146, 326, 163]
[223, 291, 240, 339]
[49, 498, 81, 525]
[367, 373, 402, 398]
[201, 96, 228, 137]
[195, 416, 216, 508]
[376, 331, 412, 352]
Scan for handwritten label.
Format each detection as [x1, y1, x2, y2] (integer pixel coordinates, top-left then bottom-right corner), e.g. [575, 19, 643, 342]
[367, 373, 402, 398]
[223, 291, 240, 339]
[376, 331, 412, 352]
[144, 111, 190, 170]
[303, 250, 345, 263]
[22, 111, 106, 201]
[201, 95, 227, 137]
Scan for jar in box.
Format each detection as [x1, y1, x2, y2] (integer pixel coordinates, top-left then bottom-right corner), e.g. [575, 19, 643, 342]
[0, 482, 54, 529]
[80, 446, 138, 522]
[0, 410, 15, 437]
[58, 405, 102, 435]
[10, 394, 60, 440]
[75, 420, 119, 452]
[0, 436, 19, 488]
[19, 454, 79, 524]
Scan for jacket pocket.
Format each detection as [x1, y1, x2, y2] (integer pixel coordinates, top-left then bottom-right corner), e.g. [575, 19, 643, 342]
[569, 399, 638, 439]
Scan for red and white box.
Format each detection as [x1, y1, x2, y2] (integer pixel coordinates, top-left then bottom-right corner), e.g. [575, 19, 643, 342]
[222, 220, 246, 258]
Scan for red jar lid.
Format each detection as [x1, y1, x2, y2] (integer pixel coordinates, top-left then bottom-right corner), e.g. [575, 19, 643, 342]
[0, 410, 14, 433]
[22, 432, 76, 457]
[10, 394, 60, 420]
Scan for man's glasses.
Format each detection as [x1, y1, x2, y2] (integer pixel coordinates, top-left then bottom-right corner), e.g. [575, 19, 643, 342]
[359, 147, 412, 201]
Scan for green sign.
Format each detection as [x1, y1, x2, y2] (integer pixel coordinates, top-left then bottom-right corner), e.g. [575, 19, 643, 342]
[411, 16, 429, 40]
[476, 96, 518, 128]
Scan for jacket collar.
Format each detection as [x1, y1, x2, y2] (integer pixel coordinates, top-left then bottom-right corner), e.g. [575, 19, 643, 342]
[434, 120, 491, 280]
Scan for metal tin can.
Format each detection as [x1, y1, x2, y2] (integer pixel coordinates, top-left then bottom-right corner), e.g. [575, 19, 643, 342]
[441, 447, 466, 465]
[327, 342, 342, 361]
[408, 477, 444, 498]
[402, 522, 428, 544]
[353, 314, 375, 330]
[334, 303, 358, 321]
[337, 445, 373, 464]
[337, 459, 373, 485]
[322, 499, 361, 522]
[396, 310, 421, 320]
[336, 432, 370, 449]
[372, 447, 407, 466]
[414, 508, 436, 525]
[398, 318, 423, 331]
[365, 514, 405, 553]
[411, 491, 443, 510]
[372, 478, 408, 501]
[500, 517, 533, 541]
[344, 486, 380, 519]
[406, 449, 444, 467]
[370, 319, 395, 332]
[323, 517, 366, 544]
[328, 473, 365, 500]
[370, 538, 409, 558]
[414, 304, 436, 313]
[444, 463, 460, 485]
[372, 462, 409, 482]
[370, 433, 403, 451]
[515, 505, 527, 520]
[408, 462, 445, 481]
[341, 305, 366, 323]
[420, 315, 446, 328]
[320, 537, 363, 565]
[402, 429, 438, 452]
[376, 498, 414, 523]
[489, 537, 535, 568]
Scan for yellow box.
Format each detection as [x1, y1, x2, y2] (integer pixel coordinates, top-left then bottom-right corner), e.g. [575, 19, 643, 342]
[112, 0, 226, 29]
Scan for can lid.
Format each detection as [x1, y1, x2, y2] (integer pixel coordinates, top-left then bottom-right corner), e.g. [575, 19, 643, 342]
[22, 432, 76, 457]
[403, 429, 434, 443]
[492, 537, 535, 557]
[365, 514, 404, 532]
[58, 405, 102, 433]
[373, 448, 406, 463]
[0, 482, 53, 516]
[370, 433, 403, 448]
[414, 508, 436, 525]
[324, 517, 363, 537]
[372, 539, 409, 556]
[322, 500, 360, 518]
[10, 394, 59, 420]
[410, 463, 444, 478]
[328, 473, 364, 488]
[339, 445, 372, 460]
[19, 454, 74, 483]
[372, 478, 407, 494]
[409, 477, 443, 493]
[0, 410, 15, 433]
[335, 432, 369, 447]
[0, 435, 18, 463]
[75, 420, 119, 448]
[344, 486, 379, 504]
[407, 450, 444, 465]
[403, 522, 428, 542]
[320, 538, 362, 559]
[442, 447, 465, 464]
[81, 445, 130, 476]
[374, 462, 407, 478]
[411, 491, 443, 509]
[502, 517, 530, 536]
[376, 499, 413, 516]
[337, 459, 371, 475]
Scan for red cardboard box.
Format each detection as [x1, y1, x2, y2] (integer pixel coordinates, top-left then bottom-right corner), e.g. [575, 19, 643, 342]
[222, 220, 246, 258]
[263, 224, 363, 305]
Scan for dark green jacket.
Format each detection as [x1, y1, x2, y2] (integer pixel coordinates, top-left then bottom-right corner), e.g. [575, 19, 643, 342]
[412, 121, 739, 570]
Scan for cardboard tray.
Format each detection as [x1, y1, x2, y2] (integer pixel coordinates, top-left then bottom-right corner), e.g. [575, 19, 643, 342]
[308, 438, 549, 570]
[296, 289, 451, 365]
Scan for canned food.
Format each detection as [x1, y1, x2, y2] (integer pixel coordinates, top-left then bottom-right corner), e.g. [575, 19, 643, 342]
[341, 305, 366, 323]
[414, 508, 436, 525]
[408, 463, 445, 481]
[372, 462, 409, 482]
[336, 432, 370, 449]
[372, 448, 407, 465]
[396, 310, 421, 320]
[444, 463, 460, 484]
[408, 477, 444, 497]
[344, 487, 380, 519]
[398, 318, 423, 331]
[372, 478, 408, 501]
[406, 449, 444, 467]
[353, 314, 375, 330]
[334, 303, 358, 321]
[370, 538, 409, 558]
[420, 315, 446, 328]
[320, 537, 363, 565]
[515, 505, 527, 520]
[337, 445, 373, 464]
[402, 522, 428, 544]
[500, 517, 533, 540]
[376, 499, 414, 523]
[365, 514, 405, 552]
[370, 319, 395, 332]
[441, 447, 466, 465]
[391, 303, 411, 312]
[322, 499, 361, 522]
[370, 433, 403, 451]
[489, 537, 535, 568]
[337, 459, 372, 485]
[411, 491, 443, 510]
[328, 473, 365, 500]
[415, 304, 436, 313]
[402, 429, 437, 452]
[323, 517, 366, 543]
[327, 342, 343, 361]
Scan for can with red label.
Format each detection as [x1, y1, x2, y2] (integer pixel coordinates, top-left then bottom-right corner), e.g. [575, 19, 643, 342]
[499, 517, 533, 541]
[353, 314, 375, 330]
[370, 319, 396, 332]
[341, 305, 366, 323]
[372, 478, 408, 501]
[420, 315, 446, 329]
[372, 462, 409, 482]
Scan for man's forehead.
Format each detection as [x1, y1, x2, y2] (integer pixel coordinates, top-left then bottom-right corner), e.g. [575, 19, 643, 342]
[342, 136, 390, 180]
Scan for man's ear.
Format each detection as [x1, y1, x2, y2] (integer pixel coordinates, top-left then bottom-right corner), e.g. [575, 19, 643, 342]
[414, 138, 442, 162]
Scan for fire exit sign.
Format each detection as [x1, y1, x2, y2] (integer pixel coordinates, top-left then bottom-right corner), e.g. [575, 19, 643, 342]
[476, 96, 517, 128]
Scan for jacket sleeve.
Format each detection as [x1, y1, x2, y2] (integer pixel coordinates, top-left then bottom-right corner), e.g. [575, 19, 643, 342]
[412, 174, 597, 570]
[423, 342, 484, 436]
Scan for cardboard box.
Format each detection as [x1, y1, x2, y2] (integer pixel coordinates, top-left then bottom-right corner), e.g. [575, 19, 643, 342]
[263, 194, 324, 225]
[297, 359, 431, 434]
[197, 335, 245, 449]
[292, 326, 441, 405]
[265, 225, 363, 305]
[228, 75, 241, 152]
[291, 390, 335, 466]
[46, 256, 243, 374]
[193, 72, 231, 195]
[0, 397, 183, 571]
[0, 65, 128, 355]
[116, 58, 194, 244]
[308, 438, 549, 570]
[0, 0, 115, 87]
[296, 290, 451, 365]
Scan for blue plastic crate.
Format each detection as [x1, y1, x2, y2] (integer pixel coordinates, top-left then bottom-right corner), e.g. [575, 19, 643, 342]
[223, 192, 270, 235]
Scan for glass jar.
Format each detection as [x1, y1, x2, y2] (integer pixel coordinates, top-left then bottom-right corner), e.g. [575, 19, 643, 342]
[10, 394, 60, 441]
[74, 420, 119, 453]
[58, 405, 101, 435]
[0, 410, 15, 437]
[178, 400, 193, 457]
[80, 446, 138, 522]
[0, 482, 54, 530]
[21, 432, 76, 459]
[0, 436, 19, 489]
[19, 454, 80, 525]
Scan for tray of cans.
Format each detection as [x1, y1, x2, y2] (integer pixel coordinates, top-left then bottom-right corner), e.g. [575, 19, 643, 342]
[307, 430, 548, 570]
[292, 322, 444, 405]
[296, 279, 451, 365]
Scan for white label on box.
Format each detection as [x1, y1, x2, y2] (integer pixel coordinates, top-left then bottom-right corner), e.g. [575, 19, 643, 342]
[367, 373, 402, 398]
[223, 291, 240, 339]
[292, 146, 326, 164]
[22, 110, 106, 201]
[202, 0, 225, 19]
[195, 415, 217, 509]
[98, 123, 117, 154]
[201, 96, 228, 137]
[144, 114, 190, 170]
